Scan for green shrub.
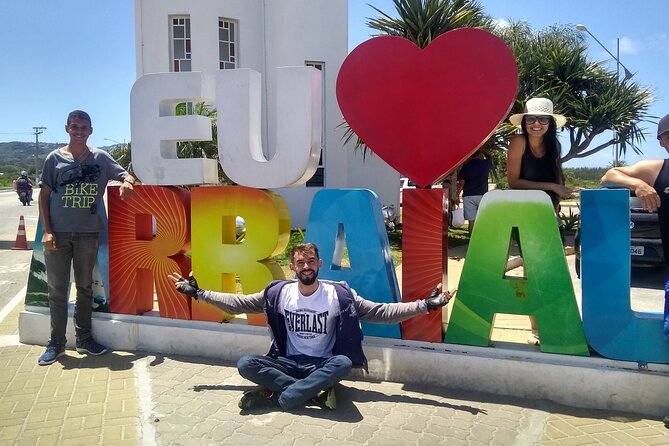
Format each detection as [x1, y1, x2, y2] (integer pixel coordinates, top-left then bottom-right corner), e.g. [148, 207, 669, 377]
[559, 207, 580, 232]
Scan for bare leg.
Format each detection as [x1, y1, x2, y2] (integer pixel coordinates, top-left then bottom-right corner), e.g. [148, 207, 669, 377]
[528, 316, 539, 345]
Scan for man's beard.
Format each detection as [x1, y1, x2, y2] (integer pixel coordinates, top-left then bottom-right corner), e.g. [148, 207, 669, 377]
[297, 268, 319, 286]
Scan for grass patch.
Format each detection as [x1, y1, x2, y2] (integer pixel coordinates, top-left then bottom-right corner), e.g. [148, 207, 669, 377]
[270, 226, 470, 279]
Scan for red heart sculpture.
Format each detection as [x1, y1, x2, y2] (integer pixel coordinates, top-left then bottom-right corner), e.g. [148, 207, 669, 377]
[337, 29, 518, 188]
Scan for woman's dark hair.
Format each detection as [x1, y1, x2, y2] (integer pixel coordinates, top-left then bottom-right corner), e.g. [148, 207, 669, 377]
[521, 116, 564, 185]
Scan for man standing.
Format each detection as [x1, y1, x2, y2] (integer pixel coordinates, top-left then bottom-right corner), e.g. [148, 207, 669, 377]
[37, 110, 136, 365]
[169, 242, 450, 411]
[455, 149, 493, 235]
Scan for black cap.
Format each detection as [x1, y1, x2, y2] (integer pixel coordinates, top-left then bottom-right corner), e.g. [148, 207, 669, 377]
[658, 114, 669, 139]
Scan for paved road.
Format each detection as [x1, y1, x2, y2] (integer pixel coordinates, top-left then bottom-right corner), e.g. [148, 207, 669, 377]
[0, 189, 39, 313]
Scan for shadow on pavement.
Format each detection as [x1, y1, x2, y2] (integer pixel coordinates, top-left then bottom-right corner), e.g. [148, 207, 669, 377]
[59, 350, 150, 371]
[402, 381, 656, 424]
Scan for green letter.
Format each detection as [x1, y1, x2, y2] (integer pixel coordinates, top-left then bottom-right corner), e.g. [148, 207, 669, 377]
[444, 190, 588, 356]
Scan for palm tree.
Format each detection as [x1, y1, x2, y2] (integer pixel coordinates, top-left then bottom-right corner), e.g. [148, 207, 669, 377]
[176, 102, 234, 184]
[109, 142, 134, 176]
[345, 7, 654, 169]
[342, 0, 493, 158]
[493, 22, 653, 163]
[367, 0, 492, 48]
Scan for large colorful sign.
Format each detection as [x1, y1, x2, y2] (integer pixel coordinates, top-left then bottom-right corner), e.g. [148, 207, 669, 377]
[24, 30, 669, 365]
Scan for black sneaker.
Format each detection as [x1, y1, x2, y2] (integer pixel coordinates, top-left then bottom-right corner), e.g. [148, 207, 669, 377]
[310, 387, 337, 410]
[38, 343, 65, 365]
[76, 338, 108, 356]
[238, 387, 278, 410]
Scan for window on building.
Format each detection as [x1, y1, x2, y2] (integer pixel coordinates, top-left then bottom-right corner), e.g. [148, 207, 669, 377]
[170, 16, 191, 73]
[170, 16, 193, 114]
[219, 19, 238, 69]
[305, 61, 325, 188]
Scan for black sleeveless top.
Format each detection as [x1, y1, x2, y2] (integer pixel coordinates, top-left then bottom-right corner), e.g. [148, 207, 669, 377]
[653, 159, 669, 265]
[519, 140, 559, 205]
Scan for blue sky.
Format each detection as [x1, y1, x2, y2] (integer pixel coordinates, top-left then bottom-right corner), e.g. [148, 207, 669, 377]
[3, 1, 668, 168]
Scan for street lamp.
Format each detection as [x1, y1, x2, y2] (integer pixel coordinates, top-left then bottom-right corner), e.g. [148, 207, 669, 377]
[103, 138, 125, 146]
[575, 24, 634, 82]
[576, 24, 635, 165]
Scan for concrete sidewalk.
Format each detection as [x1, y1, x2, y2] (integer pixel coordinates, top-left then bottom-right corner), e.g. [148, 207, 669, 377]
[2, 300, 668, 445]
[2, 245, 669, 444]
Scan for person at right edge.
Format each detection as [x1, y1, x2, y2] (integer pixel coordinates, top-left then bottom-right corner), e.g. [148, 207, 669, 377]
[601, 113, 669, 427]
[506, 97, 579, 346]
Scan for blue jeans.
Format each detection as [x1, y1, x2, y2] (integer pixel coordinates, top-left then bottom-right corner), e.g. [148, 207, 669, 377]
[237, 354, 352, 410]
[44, 232, 100, 346]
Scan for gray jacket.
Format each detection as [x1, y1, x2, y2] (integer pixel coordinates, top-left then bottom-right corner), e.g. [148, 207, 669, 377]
[195, 280, 429, 323]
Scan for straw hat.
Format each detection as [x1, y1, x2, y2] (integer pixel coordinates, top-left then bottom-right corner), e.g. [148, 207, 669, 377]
[509, 97, 567, 128]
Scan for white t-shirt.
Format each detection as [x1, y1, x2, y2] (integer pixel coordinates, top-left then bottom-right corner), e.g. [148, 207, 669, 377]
[277, 282, 342, 357]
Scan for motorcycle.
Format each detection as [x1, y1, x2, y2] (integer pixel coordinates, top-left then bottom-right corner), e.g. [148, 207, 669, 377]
[17, 187, 33, 206]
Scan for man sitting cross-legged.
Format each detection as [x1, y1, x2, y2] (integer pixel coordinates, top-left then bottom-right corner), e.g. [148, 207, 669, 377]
[169, 242, 451, 411]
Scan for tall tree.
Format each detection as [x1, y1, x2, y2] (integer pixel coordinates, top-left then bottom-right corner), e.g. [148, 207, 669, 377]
[342, 0, 492, 158]
[346, 4, 654, 169]
[367, 0, 492, 48]
[492, 22, 653, 163]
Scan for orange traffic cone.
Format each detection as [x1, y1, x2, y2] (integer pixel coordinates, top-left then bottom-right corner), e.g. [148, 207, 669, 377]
[12, 215, 29, 250]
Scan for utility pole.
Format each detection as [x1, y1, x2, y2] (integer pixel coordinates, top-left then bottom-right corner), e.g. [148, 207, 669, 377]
[32, 126, 46, 183]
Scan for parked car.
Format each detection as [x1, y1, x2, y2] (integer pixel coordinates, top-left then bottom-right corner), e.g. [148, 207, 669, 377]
[399, 177, 444, 206]
[399, 177, 415, 207]
[574, 187, 664, 278]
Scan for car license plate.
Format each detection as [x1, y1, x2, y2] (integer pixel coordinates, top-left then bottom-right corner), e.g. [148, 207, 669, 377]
[630, 246, 645, 256]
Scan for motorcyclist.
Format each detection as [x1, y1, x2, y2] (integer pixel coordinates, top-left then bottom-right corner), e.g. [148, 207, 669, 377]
[14, 171, 34, 204]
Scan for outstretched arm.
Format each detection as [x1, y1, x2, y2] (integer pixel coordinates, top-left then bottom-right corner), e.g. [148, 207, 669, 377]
[601, 160, 663, 212]
[168, 272, 265, 314]
[355, 283, 454, 323]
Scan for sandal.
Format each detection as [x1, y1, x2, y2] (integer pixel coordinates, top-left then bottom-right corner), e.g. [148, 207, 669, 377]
[527, 330, 540, 345]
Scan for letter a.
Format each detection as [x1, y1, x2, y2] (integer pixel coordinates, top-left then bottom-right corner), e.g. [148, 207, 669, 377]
[444, 190, 589, 355]
[306, 189, 401, 338]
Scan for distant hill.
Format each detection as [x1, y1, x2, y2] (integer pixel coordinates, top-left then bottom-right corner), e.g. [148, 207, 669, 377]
[0, 141, 114, 185]
[0, 141, 114, 168]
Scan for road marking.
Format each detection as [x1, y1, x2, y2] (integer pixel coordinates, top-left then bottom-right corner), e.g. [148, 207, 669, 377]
[515, 409, 550, 445]
[0, 286, 25, 324]
[0, 335, 20, 347]
[135, 357, 157, 446]
[0, 263, 30, 274]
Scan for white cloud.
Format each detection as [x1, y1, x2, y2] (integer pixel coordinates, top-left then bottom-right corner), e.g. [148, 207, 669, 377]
[618, 37, 642, 55]
[492, 18, 511, 30]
